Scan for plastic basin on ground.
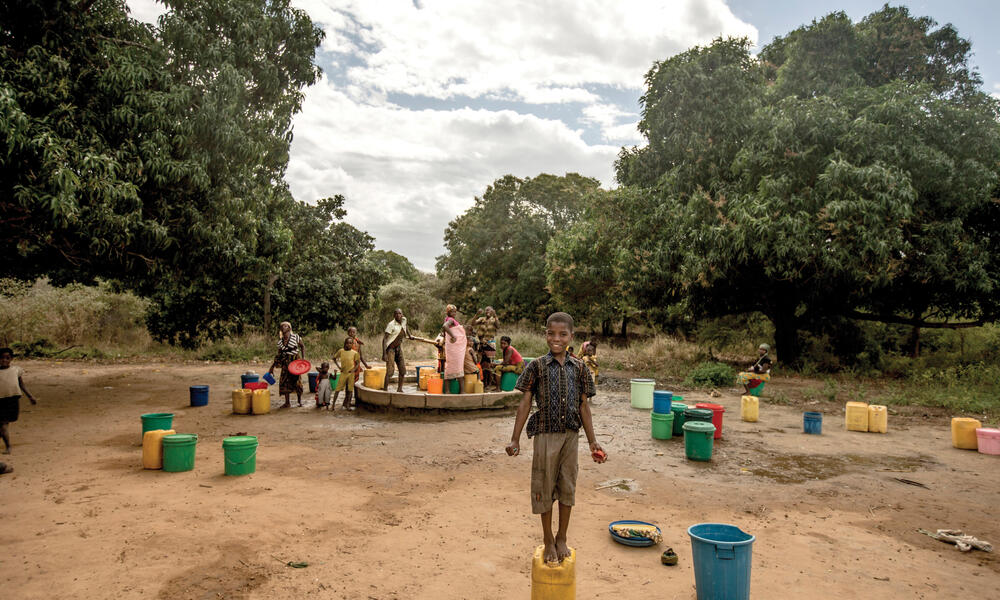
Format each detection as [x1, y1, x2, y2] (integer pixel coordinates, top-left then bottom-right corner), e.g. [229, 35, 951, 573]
[976, 428, 1000, 455]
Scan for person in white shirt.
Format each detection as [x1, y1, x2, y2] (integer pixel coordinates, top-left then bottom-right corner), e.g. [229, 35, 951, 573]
[0, 347, 37, 454]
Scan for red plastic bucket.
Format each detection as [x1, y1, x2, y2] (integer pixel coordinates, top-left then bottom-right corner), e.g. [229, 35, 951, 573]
[695, 402, 725, 439]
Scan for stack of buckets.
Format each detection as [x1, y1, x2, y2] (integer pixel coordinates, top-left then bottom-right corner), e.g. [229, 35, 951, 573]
[651, 390, 674, 439]
[683, 407, 716, 461]
[140, 413, 198, 473]
[233, 372, 271, 415]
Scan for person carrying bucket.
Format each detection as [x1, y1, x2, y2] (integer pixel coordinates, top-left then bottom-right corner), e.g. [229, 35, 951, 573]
[506, 312, 605, 564]
[0, 347, 37, 454]
[736, 343, 772, 394]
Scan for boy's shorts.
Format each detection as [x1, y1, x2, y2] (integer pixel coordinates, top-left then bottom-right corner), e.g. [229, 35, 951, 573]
[530, 429, 579, 514]
[335, 372, 354, 392]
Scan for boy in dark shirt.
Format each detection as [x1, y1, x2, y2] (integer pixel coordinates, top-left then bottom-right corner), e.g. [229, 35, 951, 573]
[505, 312, 605, 564]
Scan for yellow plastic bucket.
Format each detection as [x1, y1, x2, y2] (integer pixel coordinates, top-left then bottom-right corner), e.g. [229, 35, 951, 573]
[232, 389, 252, 414]
[952, 417, 982, 449]
[531, 545, 576, 600]
[740, 395, 759, 422]
[251, 389, 271, 415]
[142, 429, 175, 469]
[364, 367, 386, 389]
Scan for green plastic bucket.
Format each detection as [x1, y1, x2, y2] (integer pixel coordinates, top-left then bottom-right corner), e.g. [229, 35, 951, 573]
[162, 434, 198, 472]
[141, 413, 174, 437]
[671, 402, 688, 436]
[630, 378, 654, 409]
[748, 381, 766, 397]
[652, 411, 674, 440]
[685, 408, 714, 424]
[683, 421, 716, 461]
[223, 435, 258, 476]
[500, 371, 518, 391]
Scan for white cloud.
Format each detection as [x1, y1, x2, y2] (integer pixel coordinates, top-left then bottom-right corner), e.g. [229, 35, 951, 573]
[286, 77, 619, 269]
[126, 0, 167, 23]
[581, 103, 643, 143]
[297, 0, 757, 103]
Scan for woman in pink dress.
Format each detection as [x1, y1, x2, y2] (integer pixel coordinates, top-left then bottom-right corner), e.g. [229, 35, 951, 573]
[441, 305, 467, 392]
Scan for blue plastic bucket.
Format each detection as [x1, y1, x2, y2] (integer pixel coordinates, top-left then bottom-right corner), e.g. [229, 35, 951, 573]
[804, 411, 823, 434]
[653, 390, 673, 414]
[308, 371, 319, 393]
[688, 523, 755, 600]
[240, 373, 260, 387]
[262, 372, 276, 385]
[189, 385, 209, 407]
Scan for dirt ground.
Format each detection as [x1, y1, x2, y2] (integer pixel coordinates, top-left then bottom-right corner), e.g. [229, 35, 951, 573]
[1, 360, 997, 599]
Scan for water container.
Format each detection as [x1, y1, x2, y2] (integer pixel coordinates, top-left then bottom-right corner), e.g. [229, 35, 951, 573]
[142, 429, 176, 469]
[364, 367, 386, 389]
[688, 523, 755, 600]
[307, 371, 319, 393]
[140, 413, 174, 438]
[803, 411, 823, 434]
[670, 402, 688, 436]
[427, 377, 444, 394]
[415, 366, 429, 386]
[868, 405, 887, 433]
[446, 378, 462, 394]
[653, 390, 672, 414]
[531, 545, 575, 600]
[975, 428, 1000, 455]
[951, 418, 981, 449]
[222, 435, 258, 476]
[474, 379, 484, 394]
[419, 369, 434, 390]
[845, 402, 869, 432]
[464, 373, 480, 393]
[262, 372, 276, 385]
[630, 379, 654, 409]
[231, 389, 252, 414]
[740, 396, 758, 422]
[162, 433, 198, 472]
[685, 408, 714, 425]
[651, 411, 674, 440]
[189, 385, 209, 407]
[747, 380, 766, 397]
[695, 402, 726, 439]
[683, 421, 716, 461]
[251, 389, 271, 415]
[240, 373, 260, 387]
[500, 371, 518, 391]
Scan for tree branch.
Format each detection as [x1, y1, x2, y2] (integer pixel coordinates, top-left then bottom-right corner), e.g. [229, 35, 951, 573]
[847, 311, 985, 329]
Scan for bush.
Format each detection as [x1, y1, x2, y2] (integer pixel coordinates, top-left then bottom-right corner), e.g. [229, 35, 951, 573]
[685, 361, 735, 387]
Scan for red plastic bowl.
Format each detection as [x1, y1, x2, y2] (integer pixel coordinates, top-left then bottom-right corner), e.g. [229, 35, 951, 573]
[288, 359, 312, 376]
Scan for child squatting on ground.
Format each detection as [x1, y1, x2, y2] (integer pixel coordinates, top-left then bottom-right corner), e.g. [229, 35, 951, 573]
[506, 312, 606, 564]
[0, 347, 37, 455]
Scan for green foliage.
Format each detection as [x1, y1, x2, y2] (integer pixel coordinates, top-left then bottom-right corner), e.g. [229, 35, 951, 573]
[685, 361, 735, 387]
[363, 279, 446, 335]
[369, 250, 420, 283]
[436, 173, 600, 320]
[613, 6, 1000, 366]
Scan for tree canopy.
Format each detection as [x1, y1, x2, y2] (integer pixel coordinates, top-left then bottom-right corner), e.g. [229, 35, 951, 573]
[436, 173, 600, 320]
[610, 6, 1000, 364]
[1, 0, 380, 346]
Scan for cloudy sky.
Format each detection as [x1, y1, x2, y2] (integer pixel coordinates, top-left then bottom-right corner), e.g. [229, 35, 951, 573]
[128, 0, 1000, 271]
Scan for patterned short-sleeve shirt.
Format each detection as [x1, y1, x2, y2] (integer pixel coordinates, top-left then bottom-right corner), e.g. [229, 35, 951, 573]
[515, 352, 596, 438]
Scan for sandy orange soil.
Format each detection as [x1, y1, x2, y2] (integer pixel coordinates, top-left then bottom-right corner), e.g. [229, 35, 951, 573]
[1, 360, 997, 599]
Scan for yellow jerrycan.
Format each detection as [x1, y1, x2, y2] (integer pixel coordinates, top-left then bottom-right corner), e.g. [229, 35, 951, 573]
[952, 417, 982, 449]
[868, 405, 888, 433]
[251, 389, 271, 414]
[740, 395, 759, 422]
[232, 389, 252, 414]
[531, 545, 576, 600]
[142, 429, 176, 469]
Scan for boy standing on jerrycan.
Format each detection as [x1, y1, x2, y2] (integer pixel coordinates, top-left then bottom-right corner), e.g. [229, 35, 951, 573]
[506, 312, 606, 564]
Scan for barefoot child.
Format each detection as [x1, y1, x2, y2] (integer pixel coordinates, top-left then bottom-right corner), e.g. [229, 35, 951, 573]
[315, 362, 332, 408]
[346, 326, 371, 384]
[332, 338, 361, 410]
[0, 348, 37, 454]
[505, 312, 605, 563]
[581, 341, 599, 384]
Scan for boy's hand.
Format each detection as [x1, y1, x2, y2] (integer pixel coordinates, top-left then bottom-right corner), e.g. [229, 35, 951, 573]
[28, 396, 37, 405]
[505, 441, 520, 456]
[589, 441, 606, 463]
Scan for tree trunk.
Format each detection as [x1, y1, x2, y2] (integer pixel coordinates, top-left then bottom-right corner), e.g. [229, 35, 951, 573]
[602, 319, 612, 337]
[908, 326, 921, 358]
[620, 315, 629, 338]
[263, 272, 279, 333]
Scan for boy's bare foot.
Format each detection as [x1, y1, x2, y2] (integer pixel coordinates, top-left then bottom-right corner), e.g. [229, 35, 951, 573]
[543, 540, 558, 563]
[554, 536, 571, 560]
[281, 401, 291, 408]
